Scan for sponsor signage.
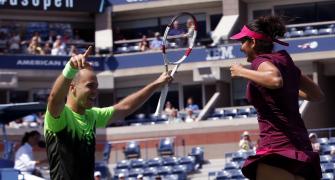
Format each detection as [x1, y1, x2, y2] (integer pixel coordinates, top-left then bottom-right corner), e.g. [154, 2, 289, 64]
[0, 36, 333, 70]
[0, 0, 105, 12]
[108, 0, 157, 5]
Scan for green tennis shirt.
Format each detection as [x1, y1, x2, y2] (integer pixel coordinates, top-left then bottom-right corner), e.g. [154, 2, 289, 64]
[44, 105, 115, 180]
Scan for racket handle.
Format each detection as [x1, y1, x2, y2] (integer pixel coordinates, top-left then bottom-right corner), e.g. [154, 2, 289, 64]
[154, 84, 169, 117]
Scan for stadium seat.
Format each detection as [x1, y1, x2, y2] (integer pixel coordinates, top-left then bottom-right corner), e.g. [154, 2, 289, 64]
[215, 170, 231, 180]
[321, 162, 335, 173]
[157, 138, 175, 156]
[113, 168, 129, 179]
[322, 172, 334, 180]
[115, 160, 130, 170]
[162, 156, 179, 167]
[228, 169, 246, 179]
[223, 162, 240, 170]
[237, 108, 250, 116]
[321, 145, 335, 155]
[163, 174, 179, 180]
[130, 159, 146, 169]
[189, 147, 205, 167]
[146, 157, 162, 168]
[303, 26, 318, 36]
[171, 165, 187, 180]
[231, 151, 249, 163]
[143, 167, 158, 177]
[289, 27, 304, 38]
[318, 137, 329, 145]
[328, 137, 335, 145]
[179, 156, 197, 173]
[102, 143, 112, 163]
[124, 141, 141, 159]
[95, 161, 112, 180]
[224, 109, 237, 118]
[128, 168, 144, 178]
[157, 166, 172, 175]
[320, 155, 332, 164]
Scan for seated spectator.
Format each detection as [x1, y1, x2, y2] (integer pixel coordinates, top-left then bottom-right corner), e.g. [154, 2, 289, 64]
[164, 101, 175, 115]
[239, 131, 253, 151]
[186, 18, 195, 46]
[185, 97, 199, 111]
[27, 36, 44, 55]
[168, 109, 182, 123]
[94, 171, 101, 180]
[14, 131, 48, 178]
[51, 36, 67, 56]
[139, 35, 150, 52]
[114, 26, 125, 41]
[8, 32, 21, 53]
[45, 30, 57, 44]
[185, 109, 196, 123]
[309, 133, 320, 153]
[168, 20, 186, 47]
[43, 42, 52, 55]
[150, 32, 163, 50]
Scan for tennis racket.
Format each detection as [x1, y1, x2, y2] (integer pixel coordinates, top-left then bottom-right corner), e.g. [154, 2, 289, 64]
[154, 12, 198, 116]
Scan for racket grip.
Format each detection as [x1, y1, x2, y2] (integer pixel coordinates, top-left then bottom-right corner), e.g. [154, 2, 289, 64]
[154, 84, 169, 117]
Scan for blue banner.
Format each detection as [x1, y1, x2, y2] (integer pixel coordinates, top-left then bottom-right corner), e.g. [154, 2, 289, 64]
[0, 36, 334, 70]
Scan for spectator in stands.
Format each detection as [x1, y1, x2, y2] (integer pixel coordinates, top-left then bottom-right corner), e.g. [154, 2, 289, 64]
[118, 173, 126, 180]
[139, 35, 150, 52]
[168, 109, 182, 123]
[8, 32, 21, 53]
[51, 36, 67, 56]
[44, 46, 172, 180]
[150, 32, 163, 50]
[164, 101, 174, 115]
[185, 109, 196, 123]
[27, 36, 44, 55]
[186, 18, 195, 47]
[46, 30, 57, 44]
[43, 42, 52, 55]
[185, 97, 199, 111]
[239, 131, 253, 152]
[32, 31, 42, 44]
[14, 131, 47, 177]
[137, 174, 143, 180]
[309, 133, 320, 153]
[229, 16, 324, 180]
[168, 20, 186, 47]
[114, 26, 125, 41]
[94, 171, 101, 180]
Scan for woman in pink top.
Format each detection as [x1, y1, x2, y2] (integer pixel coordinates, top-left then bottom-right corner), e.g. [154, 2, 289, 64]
[229, 16, 324, 180]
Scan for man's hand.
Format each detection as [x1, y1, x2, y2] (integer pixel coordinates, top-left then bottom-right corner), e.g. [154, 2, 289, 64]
[154, 71, 173, 88]
[69, 46, 93, 69]
[230, 64, 245, 78]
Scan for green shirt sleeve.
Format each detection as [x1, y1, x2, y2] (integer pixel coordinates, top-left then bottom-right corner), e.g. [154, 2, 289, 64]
[44, 107, 68, 132]
[92, 106, 115, 128]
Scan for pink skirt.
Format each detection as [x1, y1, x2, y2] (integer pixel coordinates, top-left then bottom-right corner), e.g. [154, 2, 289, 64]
[242, 147, 322, 180]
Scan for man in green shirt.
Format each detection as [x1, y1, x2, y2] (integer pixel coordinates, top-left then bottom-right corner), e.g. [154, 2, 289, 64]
[44, 46, 172, 180]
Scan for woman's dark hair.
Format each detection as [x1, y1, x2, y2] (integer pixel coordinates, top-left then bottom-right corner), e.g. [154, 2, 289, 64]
[21, 130, 40, 146]
[247, 16, 286, 53]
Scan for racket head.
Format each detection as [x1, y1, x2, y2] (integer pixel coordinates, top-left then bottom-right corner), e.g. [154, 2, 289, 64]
[162, 12, 198, 65]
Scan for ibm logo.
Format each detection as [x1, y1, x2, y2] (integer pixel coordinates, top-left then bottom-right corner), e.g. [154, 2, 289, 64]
[206, 46, 235, 61]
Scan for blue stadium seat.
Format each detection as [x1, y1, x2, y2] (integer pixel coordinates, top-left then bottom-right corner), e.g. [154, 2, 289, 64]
[146, 157, 162, 168]
[115, 160, 130, 170]
[215, 170, 231, 180]
[163, 174, 179, 180]
[143, 167, 158, 177]
[303, 26, 318, 36]
[321, 145, 335, 155]
[320, 155, 332, 164]
[124, 141, 141, 159]
[237, 108, 250, 116]
[95, 161, 112, 180]
[171, 165, 187, 180]
[162, 156, 179, 167]
[224, 109, 237, 118]
[322, 172, 334, 180]
[157, 166, 172, 175]
[231, 151, 249, 163]
[113, 168, 129, 179]
[189, 147, 205, 167]
[318, 27, 333, 35]
[328, 137, 335, 145]
[130, 159, 146, 169]
[102, 143, 112, 163]
[321, 162, 335, 173]
[318, 138, 329, 145]
[157, 138, 175, 156]
[289, 27, 304, 38]
[223, 162, 240, 170]
[179, 156, 197, 173]
[128, 168, 144, 178]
